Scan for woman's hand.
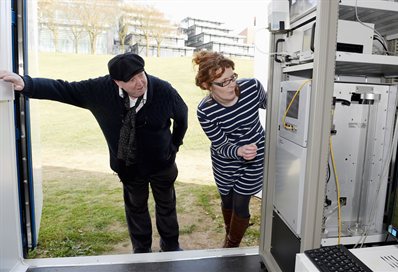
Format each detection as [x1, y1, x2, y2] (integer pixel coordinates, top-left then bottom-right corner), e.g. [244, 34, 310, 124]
[237, 143, 257, 160]
[0, 70, 25, 91]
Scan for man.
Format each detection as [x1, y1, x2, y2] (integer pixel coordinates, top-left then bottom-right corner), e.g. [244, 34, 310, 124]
[0, 52, 188, 253]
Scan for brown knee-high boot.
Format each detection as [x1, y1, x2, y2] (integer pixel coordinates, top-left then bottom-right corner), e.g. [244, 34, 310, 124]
[225, 212, 250, 248]
[221, 207, 233, 247]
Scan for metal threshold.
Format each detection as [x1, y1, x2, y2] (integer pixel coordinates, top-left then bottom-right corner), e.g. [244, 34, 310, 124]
[13, 247, 265, 272]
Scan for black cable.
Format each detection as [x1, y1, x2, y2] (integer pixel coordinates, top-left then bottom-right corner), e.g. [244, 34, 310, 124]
[326, 162, 331, 183]
[385, 232, 390, 242]
[373, 36, 390, 55]
[274, 39, 285, 63]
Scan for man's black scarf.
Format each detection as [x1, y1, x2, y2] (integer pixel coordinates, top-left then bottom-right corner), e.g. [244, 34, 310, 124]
[117, 92, 143, 166]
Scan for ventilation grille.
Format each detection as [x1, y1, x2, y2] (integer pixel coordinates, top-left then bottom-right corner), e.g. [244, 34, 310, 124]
[388, 39, 398, 56]
[380, 254, 398, 269]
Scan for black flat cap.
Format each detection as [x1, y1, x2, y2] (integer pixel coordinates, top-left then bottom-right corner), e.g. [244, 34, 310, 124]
[108, 52, 145, 82]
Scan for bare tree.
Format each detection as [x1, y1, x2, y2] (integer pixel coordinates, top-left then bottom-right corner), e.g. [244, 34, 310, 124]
[152, 19, 175, 57]
[38, 0, 61, 52]
[118, 16, 129, 53]
[37, 1, 176, 56]
[132, 6, 174, 56]
[78, 0, 117, 54]
[130, 6, 152, 57]
[115, 3, 141, 54]
[61, 2, 84, 54]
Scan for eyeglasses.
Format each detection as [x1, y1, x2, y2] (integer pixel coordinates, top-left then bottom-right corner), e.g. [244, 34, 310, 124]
[211, 73, 238, 87]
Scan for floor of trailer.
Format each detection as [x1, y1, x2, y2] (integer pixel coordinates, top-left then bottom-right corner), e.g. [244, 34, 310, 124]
[23, 247, 267, 272]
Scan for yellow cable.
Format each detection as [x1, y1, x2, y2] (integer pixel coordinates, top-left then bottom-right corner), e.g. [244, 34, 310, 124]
[329, 136, 342, 244]
[282, 79, 312, 131]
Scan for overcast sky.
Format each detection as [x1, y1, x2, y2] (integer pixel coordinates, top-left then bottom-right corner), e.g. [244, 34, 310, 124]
[134, 0, 269, 33]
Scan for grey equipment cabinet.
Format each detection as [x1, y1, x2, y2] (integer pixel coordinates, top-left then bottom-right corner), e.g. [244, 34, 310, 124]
[259, 1, 398, 272]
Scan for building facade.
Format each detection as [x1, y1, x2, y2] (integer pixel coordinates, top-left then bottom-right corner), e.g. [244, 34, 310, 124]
[180, 17, 255, 58]
[37, 5, 254, 58]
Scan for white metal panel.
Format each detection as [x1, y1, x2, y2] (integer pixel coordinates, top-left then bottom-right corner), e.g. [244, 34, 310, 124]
[274, 137, 307, 236]
[335, 52, 398, 76]
[0, 81, 15, 101]
[0, 1, 24, 271]
[337, 20, 374, 54]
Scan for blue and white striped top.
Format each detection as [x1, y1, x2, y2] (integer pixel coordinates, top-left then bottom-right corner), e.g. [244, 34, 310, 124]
[197, 78, 267, 196]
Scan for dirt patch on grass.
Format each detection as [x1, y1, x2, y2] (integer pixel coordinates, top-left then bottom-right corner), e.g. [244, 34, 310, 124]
[106, 178, 262, 254]
[108, 196, 262, 254]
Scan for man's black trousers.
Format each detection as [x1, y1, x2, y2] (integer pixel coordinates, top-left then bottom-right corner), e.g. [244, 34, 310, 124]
[120, 162, 180, 253]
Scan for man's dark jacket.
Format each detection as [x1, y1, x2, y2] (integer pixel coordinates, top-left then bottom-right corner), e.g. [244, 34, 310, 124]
[21, 74, 188, 176]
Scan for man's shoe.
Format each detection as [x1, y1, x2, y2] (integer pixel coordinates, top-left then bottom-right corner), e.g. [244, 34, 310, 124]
[159, 247, 183, 252]
[133, 248, 152, 253]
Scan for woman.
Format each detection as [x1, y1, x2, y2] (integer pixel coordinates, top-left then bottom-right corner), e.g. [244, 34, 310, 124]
[192, 51, 267, 248]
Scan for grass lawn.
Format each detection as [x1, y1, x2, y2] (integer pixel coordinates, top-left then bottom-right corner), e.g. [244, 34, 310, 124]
[28, 52, 262, 258]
